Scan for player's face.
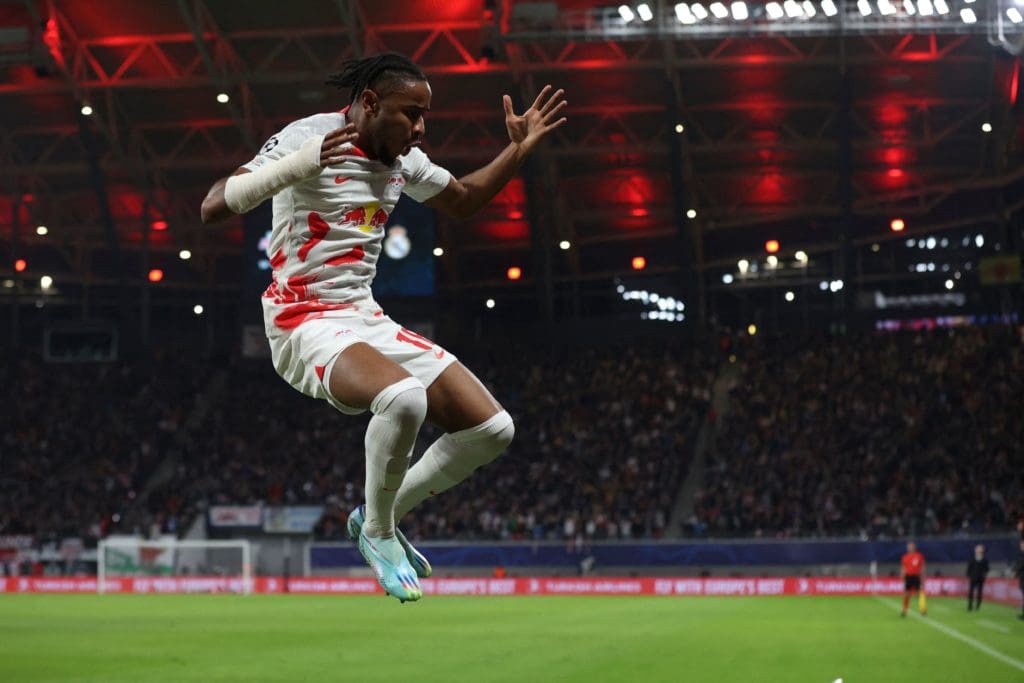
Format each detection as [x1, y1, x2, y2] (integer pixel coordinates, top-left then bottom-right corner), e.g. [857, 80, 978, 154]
[368, 80, 431, 165]
[907, 542, 916, 553]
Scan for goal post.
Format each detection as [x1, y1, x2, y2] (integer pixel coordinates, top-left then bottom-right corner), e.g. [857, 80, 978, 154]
[97, 538, 252, 594]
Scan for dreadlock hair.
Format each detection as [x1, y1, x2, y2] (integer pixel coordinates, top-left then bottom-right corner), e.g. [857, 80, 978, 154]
[326, 53, 427, 104]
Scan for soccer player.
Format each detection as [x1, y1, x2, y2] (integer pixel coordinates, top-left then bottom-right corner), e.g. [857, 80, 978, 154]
[900, 541, 926, 617]
[200, 53, 567, 602]
[965, 544, 989, 611]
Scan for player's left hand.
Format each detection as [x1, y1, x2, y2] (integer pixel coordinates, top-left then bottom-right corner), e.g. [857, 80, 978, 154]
[503, 85, 567, 150]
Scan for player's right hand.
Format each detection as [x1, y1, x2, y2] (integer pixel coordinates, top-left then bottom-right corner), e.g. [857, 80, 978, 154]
[320, 124, 359, 166]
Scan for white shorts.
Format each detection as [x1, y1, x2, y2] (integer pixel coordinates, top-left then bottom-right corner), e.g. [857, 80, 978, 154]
[267, 308, 457, 415]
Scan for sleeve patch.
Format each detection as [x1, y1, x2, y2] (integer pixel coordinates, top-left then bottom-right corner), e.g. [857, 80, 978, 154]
[260, 136, 280, 154]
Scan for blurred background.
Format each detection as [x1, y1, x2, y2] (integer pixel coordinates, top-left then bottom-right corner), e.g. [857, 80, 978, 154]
[1, 0, 1023, 587]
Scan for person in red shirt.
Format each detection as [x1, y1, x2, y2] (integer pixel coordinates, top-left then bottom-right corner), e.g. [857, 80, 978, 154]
[901, 541, 927, 617]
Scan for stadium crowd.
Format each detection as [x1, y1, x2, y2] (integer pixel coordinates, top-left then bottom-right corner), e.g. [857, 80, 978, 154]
[5, 324, 1023, 559]
[395, 343, 714, 542]
[691, 326, 1024, 538]
[0, 354, 210, 549]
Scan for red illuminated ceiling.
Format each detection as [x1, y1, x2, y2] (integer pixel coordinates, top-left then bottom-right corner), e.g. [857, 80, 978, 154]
[0, 0, 1020, 290]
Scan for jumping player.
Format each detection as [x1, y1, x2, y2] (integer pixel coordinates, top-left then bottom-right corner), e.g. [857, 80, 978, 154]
[900, 541, 927, 617]
[200, 53, 567, 602]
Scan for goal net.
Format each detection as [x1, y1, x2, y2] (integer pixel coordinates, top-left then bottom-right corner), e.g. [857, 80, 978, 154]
[97, 537, 252, 594]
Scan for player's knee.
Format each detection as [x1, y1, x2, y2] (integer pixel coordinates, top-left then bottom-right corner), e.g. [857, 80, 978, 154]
[451, 410, 514, 469]
[370, 377, 428, 427]
[488, 411, 515, 454]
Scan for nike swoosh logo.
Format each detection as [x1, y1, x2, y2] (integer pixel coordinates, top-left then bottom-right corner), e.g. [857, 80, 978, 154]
[335, 176, 349, 184]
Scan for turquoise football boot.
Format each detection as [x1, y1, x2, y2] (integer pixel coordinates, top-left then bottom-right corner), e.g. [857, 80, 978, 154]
[357, 531, 423, 603]
[348, 504, 432, 579]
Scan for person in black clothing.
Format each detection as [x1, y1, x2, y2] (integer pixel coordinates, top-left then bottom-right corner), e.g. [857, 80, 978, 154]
[966, 544, 989, 611]
[1014, 540, 1024, 620]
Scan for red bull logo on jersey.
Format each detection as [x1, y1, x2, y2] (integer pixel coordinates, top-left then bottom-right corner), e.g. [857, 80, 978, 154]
[341, 202, 389, 233]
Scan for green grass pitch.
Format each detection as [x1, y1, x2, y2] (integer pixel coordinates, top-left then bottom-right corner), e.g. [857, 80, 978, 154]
[2, 594, 1023, 682]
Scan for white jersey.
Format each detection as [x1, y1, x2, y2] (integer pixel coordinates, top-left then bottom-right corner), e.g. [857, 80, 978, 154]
[243, 109, 451, 335]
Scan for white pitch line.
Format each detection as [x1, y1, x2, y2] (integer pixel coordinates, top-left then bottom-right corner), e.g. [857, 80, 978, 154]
[977, 619, 1011, 634]
[874, 597, 1024, 674]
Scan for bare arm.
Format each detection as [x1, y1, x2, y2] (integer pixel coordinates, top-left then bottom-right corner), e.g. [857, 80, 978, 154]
[426, 144, 528, 221]
[427, 85, 567, 220]
[199, 124, 359, 225]
[201, 168, 250, 225]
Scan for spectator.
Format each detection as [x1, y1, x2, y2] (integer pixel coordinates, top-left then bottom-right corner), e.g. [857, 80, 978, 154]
[693, 326, 1023, 538]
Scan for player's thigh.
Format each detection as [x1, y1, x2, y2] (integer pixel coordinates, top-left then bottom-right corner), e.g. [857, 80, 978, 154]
[425, 361, 503, 433]
[328, 341, 412, 411]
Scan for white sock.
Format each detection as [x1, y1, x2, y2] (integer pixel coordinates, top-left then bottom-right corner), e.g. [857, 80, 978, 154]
[394, 410, 514, 520]
[363, 377, 427, 538]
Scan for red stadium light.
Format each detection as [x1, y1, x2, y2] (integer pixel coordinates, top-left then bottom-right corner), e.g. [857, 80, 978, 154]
[507, 210, 523, 220]
[148, 269, 164, 282]
[890, 218, 906, 232]
[1011, 58, 1020, 106]
[882, 148, 907, 165]
[765, 239, 780, 254]
[629, 207, 649, 217]
[151, 220, 168, 231]
[631, 256, 646, 271]
[506, 266, 522, 281]
[887, 168, 905, 179]
[14, 258, 26, 272]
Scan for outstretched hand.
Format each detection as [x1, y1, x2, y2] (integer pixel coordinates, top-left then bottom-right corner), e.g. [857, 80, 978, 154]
[503, 85, 567, 150]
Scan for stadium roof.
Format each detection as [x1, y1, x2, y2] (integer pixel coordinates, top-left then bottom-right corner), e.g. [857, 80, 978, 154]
[1, 0, 1022, 323]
